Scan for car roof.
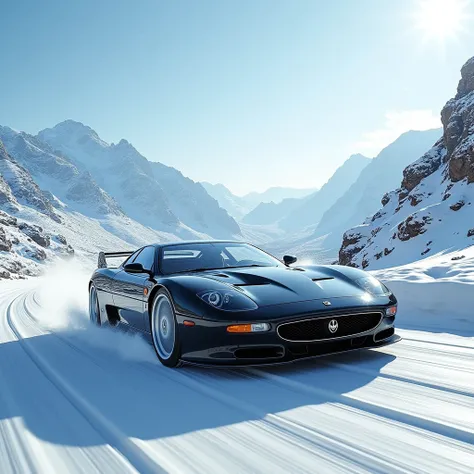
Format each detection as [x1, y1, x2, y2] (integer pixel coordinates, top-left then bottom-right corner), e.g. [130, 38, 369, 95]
[152, 240, 245, 250]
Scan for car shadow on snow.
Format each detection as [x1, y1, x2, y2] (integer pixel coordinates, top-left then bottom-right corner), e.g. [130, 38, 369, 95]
[0, 326, 397, 448]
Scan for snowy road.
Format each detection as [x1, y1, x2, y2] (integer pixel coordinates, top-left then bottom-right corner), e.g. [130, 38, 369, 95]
[0, 283, 473, 473]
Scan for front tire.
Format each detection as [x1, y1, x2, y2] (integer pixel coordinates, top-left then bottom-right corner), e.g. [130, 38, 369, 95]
[150, 289, 182, 368]
[89, 285, 101, 326]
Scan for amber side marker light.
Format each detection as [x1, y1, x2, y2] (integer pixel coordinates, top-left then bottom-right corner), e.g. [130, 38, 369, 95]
[227, 323, 270, 333]
[183, 320, 195, 327]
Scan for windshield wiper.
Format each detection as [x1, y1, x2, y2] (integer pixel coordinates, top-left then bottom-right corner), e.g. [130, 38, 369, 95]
[183, 267, 223, 273]
[227, 264, 275, 269]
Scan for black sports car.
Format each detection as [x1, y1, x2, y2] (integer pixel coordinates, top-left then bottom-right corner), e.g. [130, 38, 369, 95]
[89, 241, 399, 367]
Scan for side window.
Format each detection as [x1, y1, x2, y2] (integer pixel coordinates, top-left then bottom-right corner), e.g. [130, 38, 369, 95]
[133, 246, 156, 271]
[122, 249, 141, 267]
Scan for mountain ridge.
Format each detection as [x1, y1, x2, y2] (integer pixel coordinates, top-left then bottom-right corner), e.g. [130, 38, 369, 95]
[38, 120, 240, 238]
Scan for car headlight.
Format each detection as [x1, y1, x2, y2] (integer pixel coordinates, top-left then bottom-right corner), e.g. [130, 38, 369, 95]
[197, 289, 258, 311]
[355, 276, 391, 296]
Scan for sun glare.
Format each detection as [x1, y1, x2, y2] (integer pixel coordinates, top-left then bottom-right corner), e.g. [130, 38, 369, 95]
[414, 0, 469, 42]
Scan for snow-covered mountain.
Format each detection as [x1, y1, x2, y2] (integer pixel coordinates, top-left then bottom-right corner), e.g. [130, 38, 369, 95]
[38, 121, 240, 239]
[242, 186, 318, 209]
[0, 141, 76, 277]
[241, 197, 304, 226]
[0, 120, 244, 279]
[200, 182, 251, 220]
[0, 126, 123, 217]
[201, 182, 317, 221]
[339, 57, 474, 270]
[0, 135, 208, 279]
[278, 154, 371, 232]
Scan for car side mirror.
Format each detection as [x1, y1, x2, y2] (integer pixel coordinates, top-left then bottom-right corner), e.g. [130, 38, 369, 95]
[124, 263, 151, 275]
[283, 255, 297, 266]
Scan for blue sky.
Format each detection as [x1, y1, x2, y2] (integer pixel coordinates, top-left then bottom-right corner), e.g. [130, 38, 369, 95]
[1, 0, 473, 195]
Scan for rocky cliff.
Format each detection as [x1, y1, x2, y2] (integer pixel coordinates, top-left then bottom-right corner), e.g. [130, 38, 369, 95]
[339, 57, 474, 269]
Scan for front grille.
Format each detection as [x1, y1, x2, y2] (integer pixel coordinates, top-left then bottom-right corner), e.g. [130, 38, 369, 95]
[277, 312, 383, 342]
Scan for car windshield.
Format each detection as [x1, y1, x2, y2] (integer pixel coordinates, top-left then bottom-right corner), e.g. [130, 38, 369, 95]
[160, 242, 283, 274]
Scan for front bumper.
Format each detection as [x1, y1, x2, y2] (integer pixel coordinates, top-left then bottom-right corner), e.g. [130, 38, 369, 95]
[176, 310, 398, 366]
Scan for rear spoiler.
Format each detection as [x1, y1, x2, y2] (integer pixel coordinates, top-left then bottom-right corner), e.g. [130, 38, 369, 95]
[98, 251, 134, 269]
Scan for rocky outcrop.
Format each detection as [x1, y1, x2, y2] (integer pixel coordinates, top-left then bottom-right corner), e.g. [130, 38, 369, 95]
[0, 206, 75, 279]
[339, 56, 474, 269]
[18, 223, 50, 248]
[442, 57, 474, 183]
[397, 215, 431, 242]
[338, 230, 368, 267]
[0, 227, 12, 251]
[0, 174, 19, 210]
[0, 140, 61, 222]
[400, 140, 446, 193]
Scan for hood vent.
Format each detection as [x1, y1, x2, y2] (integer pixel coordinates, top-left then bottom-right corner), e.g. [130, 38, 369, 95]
[312, 277, 334, 282]
[233, 282, 270, 287]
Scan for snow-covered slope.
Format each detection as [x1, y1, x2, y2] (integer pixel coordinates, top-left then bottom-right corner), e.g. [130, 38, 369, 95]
[0, 142, 76, 278]
[278, 154, 371, 232]
[38, 121, 240, 238]
[0, 141, 60, 223]
[317, 129, 442, 242]
[0, 194, 186, 281]
[0, 132, 229, 280]
[149, 162, 239, 238]
[375, 245, 474, 334]
[0, 126, 123, 217]
[339, 57, 474, 270]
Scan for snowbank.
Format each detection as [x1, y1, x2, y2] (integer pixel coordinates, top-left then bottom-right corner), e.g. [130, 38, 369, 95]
[374, 247, 474, 336]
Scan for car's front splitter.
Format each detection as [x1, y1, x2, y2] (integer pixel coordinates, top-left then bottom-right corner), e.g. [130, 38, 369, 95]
[179, 332, 400, 368]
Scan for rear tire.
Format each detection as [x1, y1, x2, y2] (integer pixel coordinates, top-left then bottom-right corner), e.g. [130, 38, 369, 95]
[89, 285, 101, 326]
[150, 289, 182, 368]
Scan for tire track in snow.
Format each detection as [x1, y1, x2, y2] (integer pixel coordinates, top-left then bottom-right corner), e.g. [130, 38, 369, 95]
[399, 335, 474, 350]
[375, 341, 474, 374]
[243, 366, 474, 444]
[10, 288, 474, 473]
[5, 295, 165, 474]
[320, 357, 474, 399]
[20, 290, 395, 473]
[180, 366, 474, 473]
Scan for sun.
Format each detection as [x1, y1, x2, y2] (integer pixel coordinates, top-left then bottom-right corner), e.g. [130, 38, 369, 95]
[413, 0, 470, 42]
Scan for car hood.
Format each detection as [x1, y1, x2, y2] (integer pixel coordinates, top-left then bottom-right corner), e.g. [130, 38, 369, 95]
[198, 265, 368, 307]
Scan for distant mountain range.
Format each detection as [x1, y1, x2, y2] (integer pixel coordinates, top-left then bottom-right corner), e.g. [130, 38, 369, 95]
[262, 129, 442, 262]
[200, 182, 252, 220]
[241, 186, 319, 208]
[201, 182, 317, 220]
[277, 154, 372, 231]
